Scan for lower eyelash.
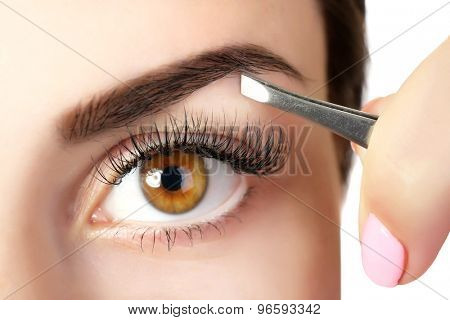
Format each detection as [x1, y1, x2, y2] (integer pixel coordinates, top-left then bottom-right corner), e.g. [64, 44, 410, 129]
[94, 112, 289, 185]
[114, 212, 240, 252]
[92, 186, 254, 252]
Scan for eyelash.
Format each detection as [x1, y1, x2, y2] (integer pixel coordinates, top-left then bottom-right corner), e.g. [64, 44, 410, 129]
[90, 112, 288, 251]
[94, 112, 289, 185]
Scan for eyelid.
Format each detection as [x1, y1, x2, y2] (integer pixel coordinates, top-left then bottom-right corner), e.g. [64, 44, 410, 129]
[76, 112, 288, 251]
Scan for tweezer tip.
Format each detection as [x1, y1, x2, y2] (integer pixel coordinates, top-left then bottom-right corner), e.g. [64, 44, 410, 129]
[240, 74, 270, 103]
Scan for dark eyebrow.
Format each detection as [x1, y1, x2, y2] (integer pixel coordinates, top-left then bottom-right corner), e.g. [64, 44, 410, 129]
[61, 43, 302, 142]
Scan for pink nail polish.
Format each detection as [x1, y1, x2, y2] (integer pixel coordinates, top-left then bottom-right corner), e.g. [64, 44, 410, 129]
[361, 213, 405, 287]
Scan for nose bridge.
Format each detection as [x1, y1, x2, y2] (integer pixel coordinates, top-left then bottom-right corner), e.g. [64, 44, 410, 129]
[0, 147, 73, 299]
[0, 7, 91, 298]
[0, 182, 63, 299]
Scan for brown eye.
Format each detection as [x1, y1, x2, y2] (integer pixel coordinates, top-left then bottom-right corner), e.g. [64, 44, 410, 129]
[139, 151, 208, 213]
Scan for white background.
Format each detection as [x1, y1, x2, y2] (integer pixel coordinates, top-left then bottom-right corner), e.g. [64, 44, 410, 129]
[341, 0, 449, 301]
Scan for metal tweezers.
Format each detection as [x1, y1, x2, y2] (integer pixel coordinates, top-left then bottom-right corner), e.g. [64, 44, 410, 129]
[240, 74, 378, 148]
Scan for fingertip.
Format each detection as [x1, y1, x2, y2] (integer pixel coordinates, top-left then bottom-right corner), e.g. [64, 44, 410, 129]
[361, 96, 387, 115]
[360, 213, 405, 287]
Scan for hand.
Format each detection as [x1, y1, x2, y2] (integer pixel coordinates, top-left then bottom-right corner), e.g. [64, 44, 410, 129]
[352, 38, 449, 287]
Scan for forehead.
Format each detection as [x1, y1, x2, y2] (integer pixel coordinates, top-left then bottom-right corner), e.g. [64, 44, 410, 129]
[0, 0, 325, 119]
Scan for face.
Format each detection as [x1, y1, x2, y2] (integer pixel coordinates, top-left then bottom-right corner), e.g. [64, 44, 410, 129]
[0, 0, 342, 299]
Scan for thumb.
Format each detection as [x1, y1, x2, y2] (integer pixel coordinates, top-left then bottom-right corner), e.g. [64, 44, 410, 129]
[357, 39, 450, 287]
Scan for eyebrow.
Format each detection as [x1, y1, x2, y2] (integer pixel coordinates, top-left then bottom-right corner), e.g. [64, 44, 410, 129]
[61, 44, 302, 142]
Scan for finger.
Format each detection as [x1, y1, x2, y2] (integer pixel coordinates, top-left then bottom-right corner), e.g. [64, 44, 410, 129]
[358, 39, 450, 287]
[351, 96, 389, 161]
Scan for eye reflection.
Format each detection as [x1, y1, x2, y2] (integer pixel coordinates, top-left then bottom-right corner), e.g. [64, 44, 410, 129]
[140, 151, 207, 213]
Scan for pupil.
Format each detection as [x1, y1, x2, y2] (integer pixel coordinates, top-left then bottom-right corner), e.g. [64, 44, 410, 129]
[161, 166, 183, 191]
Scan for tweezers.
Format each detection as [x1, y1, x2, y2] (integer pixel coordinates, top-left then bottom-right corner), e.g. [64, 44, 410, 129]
[240, 73, 378, 148]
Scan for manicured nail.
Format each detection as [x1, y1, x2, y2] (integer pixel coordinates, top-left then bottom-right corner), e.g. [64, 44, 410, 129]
[361, 213, 405, 287]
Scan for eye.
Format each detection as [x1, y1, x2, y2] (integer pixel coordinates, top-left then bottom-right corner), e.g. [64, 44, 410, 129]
[97, 150, 247, 225]
[139, 151, 208, 214]
[83, 114, 288, 249]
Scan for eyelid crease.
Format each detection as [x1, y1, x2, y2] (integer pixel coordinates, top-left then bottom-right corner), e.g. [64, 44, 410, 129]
[93, 111, 289, 185]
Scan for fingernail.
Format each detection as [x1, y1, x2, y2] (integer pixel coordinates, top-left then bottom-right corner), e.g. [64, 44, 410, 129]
[361, 213, 405, 287]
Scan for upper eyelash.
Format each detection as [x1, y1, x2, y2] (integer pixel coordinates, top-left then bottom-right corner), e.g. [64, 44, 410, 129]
[94, 112, 289, 185]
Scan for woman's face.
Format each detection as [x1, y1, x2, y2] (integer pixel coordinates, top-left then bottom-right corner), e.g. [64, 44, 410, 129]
[0, 0, 342, 299]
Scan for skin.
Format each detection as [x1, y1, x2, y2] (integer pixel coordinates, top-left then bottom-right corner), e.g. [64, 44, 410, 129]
[0, 0, 342, 299]
[354, 38, 449, 285]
